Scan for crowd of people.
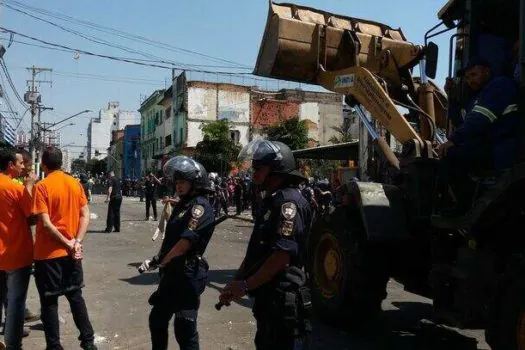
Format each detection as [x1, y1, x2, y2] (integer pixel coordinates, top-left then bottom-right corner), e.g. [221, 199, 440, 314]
[0, 139, 349, 350]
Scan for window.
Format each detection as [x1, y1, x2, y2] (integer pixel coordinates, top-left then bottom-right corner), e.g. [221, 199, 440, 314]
[165, 108, 171, 119]
[165, 134, 172, 147]
[180, 128, 183, 145]
[230, 130, 240, 144]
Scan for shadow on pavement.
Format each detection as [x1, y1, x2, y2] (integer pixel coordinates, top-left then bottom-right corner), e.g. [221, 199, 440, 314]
[120, 271, 160, 285]
[309, 301, 480, 350]
[28, 323, 45, 332]
[87, 229, 109, 234]
[206, 269, 253, 309]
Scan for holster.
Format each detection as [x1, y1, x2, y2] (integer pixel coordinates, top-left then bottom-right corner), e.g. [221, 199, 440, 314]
[275, 266, 313, 337]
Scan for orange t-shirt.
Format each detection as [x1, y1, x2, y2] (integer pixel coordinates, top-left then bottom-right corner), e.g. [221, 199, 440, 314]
[32, 170, 88, 261]
[0, 174, 33, 270]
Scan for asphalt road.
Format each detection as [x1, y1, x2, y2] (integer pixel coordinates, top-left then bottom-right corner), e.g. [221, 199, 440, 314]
[21, 196, 490, 349]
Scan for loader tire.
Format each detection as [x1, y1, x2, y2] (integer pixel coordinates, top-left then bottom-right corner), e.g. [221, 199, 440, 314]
[485, 271, 525, 350]
[307, 207, 389, 331]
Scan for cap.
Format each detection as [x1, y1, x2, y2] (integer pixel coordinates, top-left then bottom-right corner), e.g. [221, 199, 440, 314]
[457, 56, 491, 77]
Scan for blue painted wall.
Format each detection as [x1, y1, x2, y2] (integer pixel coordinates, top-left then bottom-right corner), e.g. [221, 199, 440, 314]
[123, 125, 141, 179]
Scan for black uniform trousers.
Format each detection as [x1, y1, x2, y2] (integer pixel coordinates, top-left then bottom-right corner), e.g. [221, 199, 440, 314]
[145, 195, 157, 219]
[252, 295, 310, 350]
[149, 306, 199, 350]
[149, 265, 205, 350]
[106, 195, 122, 232]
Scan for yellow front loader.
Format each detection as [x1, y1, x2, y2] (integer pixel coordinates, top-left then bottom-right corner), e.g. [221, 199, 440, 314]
[252, 2, 525, 349]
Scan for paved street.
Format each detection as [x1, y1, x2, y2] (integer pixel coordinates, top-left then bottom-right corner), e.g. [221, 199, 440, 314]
[22, 196, 490, 350]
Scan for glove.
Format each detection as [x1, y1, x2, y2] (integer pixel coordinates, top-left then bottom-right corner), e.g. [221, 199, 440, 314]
[138, 256, 159, 274]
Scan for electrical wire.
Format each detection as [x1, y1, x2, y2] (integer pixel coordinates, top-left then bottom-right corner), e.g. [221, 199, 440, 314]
[3, 3, 249, 72]
[4, 0, 251, 69]
[0, 36, 248, 70]
[0, 27, 260, 76]
[15, 108, 29, 130]
[0, 59, 27, 107]
[391, 97, 436, 141]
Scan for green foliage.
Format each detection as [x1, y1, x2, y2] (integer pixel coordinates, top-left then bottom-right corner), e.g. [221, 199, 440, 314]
[86, 158, 107, 176]
[71, 158, 86, 174]
[328, 114, 357, 144]
[305, 159, 339, 179]
[263, 116, 309, 150]
[194, 119, 241, 176]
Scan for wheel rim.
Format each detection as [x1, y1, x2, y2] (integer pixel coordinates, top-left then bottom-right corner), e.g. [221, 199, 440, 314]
[313, 231, 344, 299]
[518, 310, 525, 350]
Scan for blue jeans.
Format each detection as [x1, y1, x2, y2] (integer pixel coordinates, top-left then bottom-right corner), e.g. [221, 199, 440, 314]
[4, 265, 31, 350]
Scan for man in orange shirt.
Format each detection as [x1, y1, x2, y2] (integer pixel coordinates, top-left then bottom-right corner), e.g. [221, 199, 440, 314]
[0, 148, 34, 350]
[32, 146, 97, 350]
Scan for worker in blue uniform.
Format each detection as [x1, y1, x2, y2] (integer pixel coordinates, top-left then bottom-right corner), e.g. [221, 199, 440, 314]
[218, 140, 313, 350]
[143, 156, 215, 350]
[438, 57, 520, 214]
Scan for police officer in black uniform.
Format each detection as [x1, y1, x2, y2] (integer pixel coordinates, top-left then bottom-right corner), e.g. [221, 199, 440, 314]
[218, 140, 313, 349]
[141, 155, 215, 350]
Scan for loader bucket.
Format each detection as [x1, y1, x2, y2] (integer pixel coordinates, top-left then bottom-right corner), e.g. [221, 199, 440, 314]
[254, 1, 424, 85]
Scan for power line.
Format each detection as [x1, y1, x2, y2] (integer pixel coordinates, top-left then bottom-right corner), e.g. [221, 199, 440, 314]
[0, 59, 27, 107]
[3, 3, 247, 71]
[0, 27, 262, 76]
[0, 36, 247, 69]
[4, 0, 251, 69]
[53, 72, 165, 86]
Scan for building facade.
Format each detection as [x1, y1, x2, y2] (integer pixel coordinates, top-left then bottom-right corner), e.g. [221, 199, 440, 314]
[87, 101, 139, 161]
[107, 129, 124, 177]
[62, 149, 72, 173]
[251, 88, 343, 146]
[122, 124, 141, 179]
[0, 114, 16, 146]
[157, 86, 174, 157]
[172, 72, 251, 150]
[139, 90, 165, 173]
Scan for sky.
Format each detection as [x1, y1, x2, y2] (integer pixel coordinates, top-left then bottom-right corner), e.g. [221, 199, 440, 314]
[0, 0, 453, 155]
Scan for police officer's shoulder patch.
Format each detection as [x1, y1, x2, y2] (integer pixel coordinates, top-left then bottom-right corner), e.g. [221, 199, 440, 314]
[191, 204, 205, 219]
[281, 220, 294, 237]
[281, 202, 297, 220]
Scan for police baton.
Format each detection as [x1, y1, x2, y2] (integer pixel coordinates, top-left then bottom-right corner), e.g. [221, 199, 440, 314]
[215, 255, 270, 311]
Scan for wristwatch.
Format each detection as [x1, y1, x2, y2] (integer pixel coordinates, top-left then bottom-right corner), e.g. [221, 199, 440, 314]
[74, 239, 82, 245]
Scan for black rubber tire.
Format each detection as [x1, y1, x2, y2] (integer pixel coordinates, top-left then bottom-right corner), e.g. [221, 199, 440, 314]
[306, 206, 390, 331]
[485, 276, 525, 350]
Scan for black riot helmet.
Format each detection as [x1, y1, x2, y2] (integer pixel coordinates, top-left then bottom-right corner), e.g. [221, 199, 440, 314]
[238, 139, 306, 180]
[163, 156, 210, 191]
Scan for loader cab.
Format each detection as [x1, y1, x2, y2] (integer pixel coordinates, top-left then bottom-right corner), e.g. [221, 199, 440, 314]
[438, 0, 521, 107]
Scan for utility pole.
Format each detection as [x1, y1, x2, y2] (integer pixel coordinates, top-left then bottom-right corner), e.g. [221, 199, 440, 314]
[24, 65, 52, 174]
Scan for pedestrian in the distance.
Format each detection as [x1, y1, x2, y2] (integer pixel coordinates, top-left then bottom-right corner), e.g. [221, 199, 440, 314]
[145, 172, 161, 221]
[104, 171, 122, 233]
[219, 140, 313, 350]
[234, 178, 243, 215]
[31, 146, 97, 350]
[143, 156, 215, 350]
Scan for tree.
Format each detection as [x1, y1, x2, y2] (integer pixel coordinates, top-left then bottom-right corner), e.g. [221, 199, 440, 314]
[86, 158, 107, 176]
[71, 158, 86, 174]
[263, 116, 309, 150]
[194, 119, 241, 176]
[328, 113, 357, 144]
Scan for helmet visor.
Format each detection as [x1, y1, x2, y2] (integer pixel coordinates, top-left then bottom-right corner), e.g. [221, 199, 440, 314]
[237, 139, 283, 163]
[163, 156, 201, 180]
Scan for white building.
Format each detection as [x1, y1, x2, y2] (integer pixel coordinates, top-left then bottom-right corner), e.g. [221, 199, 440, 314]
[62, 149, 72, 173]
[87, 101, 140, 161]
